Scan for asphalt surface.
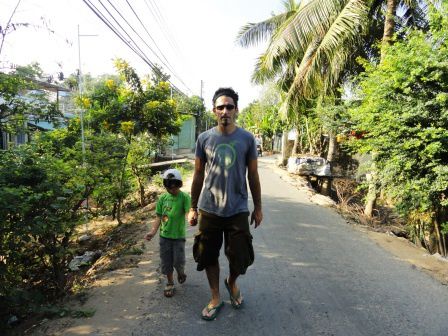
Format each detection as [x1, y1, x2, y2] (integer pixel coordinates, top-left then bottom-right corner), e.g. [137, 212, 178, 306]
[132, 157, 448, 336]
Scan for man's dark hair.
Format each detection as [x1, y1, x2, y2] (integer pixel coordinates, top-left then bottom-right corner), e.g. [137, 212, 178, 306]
[212, 87, 239, 108]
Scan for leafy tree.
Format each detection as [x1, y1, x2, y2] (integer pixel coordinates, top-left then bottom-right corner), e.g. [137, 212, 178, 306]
[82, 59, 182, 223]
[0, 70, 61, 136]
[348, 4, 448, 254]
[127, 134, 159, 206]
[0, 141, 85, 318]
[237, 0, 428, 212]
[177, 95, 206, 136]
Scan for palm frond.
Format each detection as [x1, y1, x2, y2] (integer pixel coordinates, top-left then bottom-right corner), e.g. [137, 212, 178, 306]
[280, 0, 369, 108]
[236, 13, 290, 47]
[263, 0, 349, 71]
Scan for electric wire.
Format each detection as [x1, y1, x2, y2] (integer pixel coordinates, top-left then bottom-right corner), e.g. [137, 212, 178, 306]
[105, 0, 176, 76]
[145, 0, 184, 58]
[123, 0, 191, 92]
[83, 0, 159, 72]
[99, 0, 190, 94]
[82, 0, 188, 95]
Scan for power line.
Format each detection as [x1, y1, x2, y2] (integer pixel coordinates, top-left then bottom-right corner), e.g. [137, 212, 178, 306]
[144, 0, 184, 60]
[105, 0, 175, 76]
[122, 0, 190, 91]
[81, 0, 188, 95]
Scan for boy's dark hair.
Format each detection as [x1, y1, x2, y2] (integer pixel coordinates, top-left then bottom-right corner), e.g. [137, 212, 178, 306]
[163, 179, 182, 189]
[212, 87, 239, 108]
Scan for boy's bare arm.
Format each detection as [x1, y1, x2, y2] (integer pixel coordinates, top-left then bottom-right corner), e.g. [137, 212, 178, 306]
[145, 216, 161, 241]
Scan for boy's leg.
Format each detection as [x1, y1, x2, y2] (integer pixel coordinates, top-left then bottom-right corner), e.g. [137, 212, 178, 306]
[164, 273, 175, 297]
[160, 237, 175, 297]
[173, 239, 186, 283]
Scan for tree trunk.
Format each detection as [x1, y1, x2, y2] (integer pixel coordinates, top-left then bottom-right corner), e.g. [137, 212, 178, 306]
[434, 216, 446, 257]
[281, 130, 289, 166]
[381, 0, 398, 60]
[112, 202, 117, 220]
[364, 0, 398, 217]
[139, 181, 145, 206]
[117, 198, 123, 225]
[326, 132, 337, 163]
[305, 118, 316, 155]
[364, 171, 377, 217]
[291, 128, 300, 157]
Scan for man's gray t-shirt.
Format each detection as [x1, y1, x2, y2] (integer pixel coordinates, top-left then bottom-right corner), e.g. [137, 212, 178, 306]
[196, 127, 258, 217]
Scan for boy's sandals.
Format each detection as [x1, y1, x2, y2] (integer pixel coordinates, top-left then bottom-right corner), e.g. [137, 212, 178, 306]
[164, 283, 175, 297]
[201, 301, 224, 321]
[224, 278, 243, 309]
[177, 273, 187, 284]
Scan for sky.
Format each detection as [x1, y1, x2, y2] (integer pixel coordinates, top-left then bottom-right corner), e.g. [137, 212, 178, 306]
[0, 0, 284, 110]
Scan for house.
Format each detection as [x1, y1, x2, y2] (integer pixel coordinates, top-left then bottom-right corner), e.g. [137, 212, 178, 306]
[168, 116, 196, 156]
[0, 79, 72, 150]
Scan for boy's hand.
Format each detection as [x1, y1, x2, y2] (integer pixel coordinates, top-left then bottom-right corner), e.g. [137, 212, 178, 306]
[145, 231, 155, 241]
[188, 208, 198, 226]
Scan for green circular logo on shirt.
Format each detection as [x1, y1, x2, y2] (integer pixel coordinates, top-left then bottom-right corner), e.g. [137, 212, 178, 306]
[216, 143, 236, 168]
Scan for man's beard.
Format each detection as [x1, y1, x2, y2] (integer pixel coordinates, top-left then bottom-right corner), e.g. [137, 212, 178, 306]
[220, 117, 230, 126]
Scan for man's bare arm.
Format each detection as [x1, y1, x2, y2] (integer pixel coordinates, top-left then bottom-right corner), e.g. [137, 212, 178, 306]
[190, 157, 205, 208]
[247, 158, 263, 228]
[188, 157, 205, 225]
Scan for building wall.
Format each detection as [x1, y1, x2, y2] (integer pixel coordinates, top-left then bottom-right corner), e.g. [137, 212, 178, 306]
[169, 116, 196, 155]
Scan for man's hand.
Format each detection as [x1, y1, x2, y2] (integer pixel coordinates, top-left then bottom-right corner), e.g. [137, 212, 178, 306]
[188, 208, 198, 226]
[250, 207, 263, 228]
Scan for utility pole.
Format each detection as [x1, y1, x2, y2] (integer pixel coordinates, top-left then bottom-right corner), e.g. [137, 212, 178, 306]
[77, 25, 97, 237]
[77, 25, 86, 165]
[77, 25, 98, 164]
[201, 80, 206, 132]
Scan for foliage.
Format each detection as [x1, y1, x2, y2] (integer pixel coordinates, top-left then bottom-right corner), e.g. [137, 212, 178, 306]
[0, 142, 85, 321]
[177, 95, 209, 133]
[348, 4, 448, 251]
[237, 0, 428, 116]
[127, 133, 158, 206]
[0, 69, 61, 135]
[78, 59, 184, 222]
[85, 59, 181, 141]
[238, 84, 284, 151]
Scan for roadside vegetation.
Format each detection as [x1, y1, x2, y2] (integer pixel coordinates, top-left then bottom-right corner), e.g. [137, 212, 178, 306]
[237, 1, 447, 255]
[0, 61, 200, 330]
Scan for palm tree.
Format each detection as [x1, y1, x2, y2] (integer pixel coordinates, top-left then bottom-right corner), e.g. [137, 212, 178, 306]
[237, 0, 428, 215]
[238, 0, 427, 111]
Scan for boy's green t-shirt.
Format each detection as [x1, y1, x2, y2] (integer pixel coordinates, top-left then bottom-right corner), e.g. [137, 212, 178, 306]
[156, 191, 191, 239]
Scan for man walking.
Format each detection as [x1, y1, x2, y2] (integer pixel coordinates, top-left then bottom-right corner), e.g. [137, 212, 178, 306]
[188, 87, 263, 320]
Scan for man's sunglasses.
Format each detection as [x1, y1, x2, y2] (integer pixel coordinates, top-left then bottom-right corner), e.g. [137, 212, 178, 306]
[215, 104, 235, 111]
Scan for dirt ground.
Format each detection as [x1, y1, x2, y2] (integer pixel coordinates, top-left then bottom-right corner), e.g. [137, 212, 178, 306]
[20, 156, 448, 335]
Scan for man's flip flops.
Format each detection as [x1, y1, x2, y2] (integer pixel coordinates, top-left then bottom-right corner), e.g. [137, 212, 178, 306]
[224, 278, 243, 309]
[201, 301, 224, 321]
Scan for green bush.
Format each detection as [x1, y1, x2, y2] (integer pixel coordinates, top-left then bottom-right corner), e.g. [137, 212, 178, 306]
[0, 143, 85, 322]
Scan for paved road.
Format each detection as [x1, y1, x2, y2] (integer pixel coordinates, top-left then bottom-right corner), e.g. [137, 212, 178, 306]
[133, 157, 448, 336]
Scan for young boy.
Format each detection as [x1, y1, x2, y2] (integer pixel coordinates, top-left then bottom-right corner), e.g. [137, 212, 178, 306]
[145, 168, 191, 297]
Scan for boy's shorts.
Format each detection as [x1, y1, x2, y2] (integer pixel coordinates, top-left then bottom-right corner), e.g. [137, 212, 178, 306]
[193, 210, 254, 275]
[159, 237, 185, 275]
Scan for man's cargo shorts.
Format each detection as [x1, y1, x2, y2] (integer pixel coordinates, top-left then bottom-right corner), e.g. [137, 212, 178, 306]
[193, 210, 254, 275]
